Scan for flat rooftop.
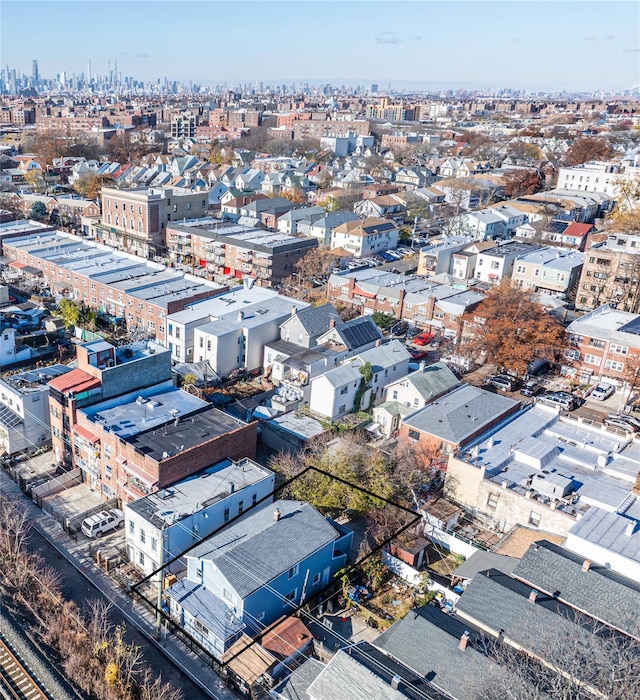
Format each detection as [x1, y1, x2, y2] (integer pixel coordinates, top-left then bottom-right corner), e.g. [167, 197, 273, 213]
[462, 404, 637, 516]
[0, 364, 71, 395]
[127, 458, 273, 527]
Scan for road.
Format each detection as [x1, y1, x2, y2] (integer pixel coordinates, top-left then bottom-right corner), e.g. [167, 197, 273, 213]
[24, 526, 212, 700]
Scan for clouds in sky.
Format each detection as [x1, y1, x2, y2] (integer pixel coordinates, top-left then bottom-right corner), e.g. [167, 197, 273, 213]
[375, 31, 423, 45]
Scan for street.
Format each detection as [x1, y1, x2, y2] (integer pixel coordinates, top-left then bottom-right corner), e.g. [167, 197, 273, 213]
[23, 526, 212, 700]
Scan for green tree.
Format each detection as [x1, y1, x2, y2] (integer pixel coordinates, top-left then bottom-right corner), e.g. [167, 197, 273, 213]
[29, 200, 48, 221]
[58, 299, 97, 330]
[371, 312, 395, 330]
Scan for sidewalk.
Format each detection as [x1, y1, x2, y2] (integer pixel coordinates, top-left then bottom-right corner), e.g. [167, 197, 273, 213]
[0, 470, 236, 700]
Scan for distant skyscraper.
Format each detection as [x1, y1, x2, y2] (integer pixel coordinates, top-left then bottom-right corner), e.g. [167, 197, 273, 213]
[371, 84, 378, 94]
[32, 59, 39, 84]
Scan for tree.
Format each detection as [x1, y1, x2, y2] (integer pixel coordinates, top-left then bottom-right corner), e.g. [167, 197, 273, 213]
[371, 312, 395, 330]
[564, 136, 611, 166]
[29, 200, 48, 221]
[58, 299, 97, 330]
[462, 280, 566, 375]
[74, 173, 113, 200]
[502, 169, 544, 198]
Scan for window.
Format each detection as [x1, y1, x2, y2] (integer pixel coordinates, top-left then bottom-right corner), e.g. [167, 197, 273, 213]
[284, 589, 297, 607]
[140, 529, 146, 544]
[610, 344, 628, 355]
[224, 507, 230, 523]
[605, 359, 624, 372]
[408, 429, 420, 442]
[151, 538, 158, 552]
[223, 588, 234, 602]
[584, 354, 601, 366]
[340, 386, 348, 395]
[252, 493, 257, 507]
[588, 338, 605, 349]
[313, 573, 321, 585]
[487, 493, 499, 509]
[529, 511, 541, 527]
[139, 551, 145, 566]
[392, 390, 398, 400]
[238, 501, 244, 515]
[288, 564, 299, 580]
[192, 619, 208, 637]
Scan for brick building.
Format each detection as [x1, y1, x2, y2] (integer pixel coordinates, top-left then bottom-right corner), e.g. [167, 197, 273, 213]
[99, 186, 209, 258]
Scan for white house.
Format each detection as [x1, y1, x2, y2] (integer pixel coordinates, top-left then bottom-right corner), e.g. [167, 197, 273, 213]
[309, 340, 410, 420]
[124, 457, 275, 576]
[475, 241, 541, 284]
[330, 218, 399, 258]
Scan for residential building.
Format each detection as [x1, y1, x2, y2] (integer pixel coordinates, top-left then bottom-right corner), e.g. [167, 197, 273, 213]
[308, 339, 411, 420]
[276, 206, 326, 235]
[444, 402, 640, 537]
[487, 203, 528, 234]
[511, 247, 584, 299]
[0, 365, 72, 456]
[166, 220, 317, 287]
[296, 211, 359, 247]
[166, 499, 353, 655]
[576, 231, 640, 311]
[48, 338, 173, 472]
[475, 241, 541, 284]
[99, 186, 209, 258]
[279, 304, 344, 349]
[1, 231, 225, 345]
[563, 303, 640, 386]
[417, 237, 474, 277]
[77, 385, 257, 503]
[454, 210, 506, 240]
[353, 195, 406, 225]
[556, 160, 640, 200]
[400, 384, 520, 454]
[330, 218, 399, 258]
[171, 112, 198, 139]
[373, 361, 461, 438]
[124, 457, 275, 576]
[450, 241, 495, 281]
[165, 284, 309, 370]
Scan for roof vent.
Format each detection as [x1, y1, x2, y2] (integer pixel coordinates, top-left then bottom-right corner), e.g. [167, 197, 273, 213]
[273, 508, 281, 522]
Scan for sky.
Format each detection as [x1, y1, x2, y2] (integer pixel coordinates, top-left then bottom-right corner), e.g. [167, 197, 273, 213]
[1, 0, 639, 92]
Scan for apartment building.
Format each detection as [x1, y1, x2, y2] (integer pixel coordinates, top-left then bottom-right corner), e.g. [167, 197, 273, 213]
[166, 220, 317, 287]
[511, 247, 585, 299]
[99, 186, 209, 258]
[576, 232, 640, 312]
[417, 236, 474, 277]
[0, 365, 72, 457]
[557, 159, 640, 200]
[330, 218, 399, 258]
[1, 232, 225, 344]
[171, 111, 198, 138]
[563, 304, 640, 387]
[165, 284, 309, 371]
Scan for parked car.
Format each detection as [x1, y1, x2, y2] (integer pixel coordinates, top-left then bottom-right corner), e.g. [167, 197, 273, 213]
[409, 349, 429, 360]
[414, 332, 435, 346]
[486, 374, 518, 392]
[521, 379, 543, 397]
[406, 326, 421, 339]
[591, 383, 615, 401]
[81, 509, 125, 538]
[539, 392, 576, 411]
[527, 358, 551, 377]
[603, 417, 638, 433]
[391, 321, 409, 336]
[607, 413, 640, 430]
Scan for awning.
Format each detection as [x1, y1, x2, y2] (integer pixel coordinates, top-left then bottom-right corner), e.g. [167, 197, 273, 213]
[9, 261, 27, 269]
[488, 273, 498, 279]
[121, 462, 158, 489]
[353, 285, 377, 299]
[73, 424, 100, 444]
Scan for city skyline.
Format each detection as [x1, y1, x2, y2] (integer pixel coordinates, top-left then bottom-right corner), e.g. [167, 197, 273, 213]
[2, 0, 639, 92]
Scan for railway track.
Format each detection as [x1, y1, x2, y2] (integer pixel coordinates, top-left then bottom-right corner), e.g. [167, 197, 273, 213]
[0, 635, 52, 700]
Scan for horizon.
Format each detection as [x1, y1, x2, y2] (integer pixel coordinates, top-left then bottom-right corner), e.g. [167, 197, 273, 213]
[2, 1, 639, 93]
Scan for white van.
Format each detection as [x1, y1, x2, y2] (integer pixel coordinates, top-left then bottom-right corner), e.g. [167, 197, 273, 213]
[81, 509, 124, 538]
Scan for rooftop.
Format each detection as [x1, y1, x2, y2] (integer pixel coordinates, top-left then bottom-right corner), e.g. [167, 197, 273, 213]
[1, 364, 71, 395]
[127, 458, 274, 527]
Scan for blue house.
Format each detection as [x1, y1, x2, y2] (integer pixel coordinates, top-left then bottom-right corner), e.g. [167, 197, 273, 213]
[166, 499, 353, 656]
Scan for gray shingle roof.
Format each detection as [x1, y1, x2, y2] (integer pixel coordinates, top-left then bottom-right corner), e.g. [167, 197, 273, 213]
[294, 304, 343, 337]
[189, 500, 341, 599]
[165, 578, 244, 641]
[375, 605, 501, 700]
[402, 384, 519, 446]
[514, 539, 640, 636]
[271, 658, 324, 700]
[452, 550, 518, 581]
[402, 361, 461, 402]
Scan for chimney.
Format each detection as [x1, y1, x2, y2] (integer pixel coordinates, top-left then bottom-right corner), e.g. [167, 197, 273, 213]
[582, 559, 591, 572]
[291, 306, 297, 317]
[459, 631, 470, 651]
[529, 589, 538, 604]
[329, 318, 336, 329]
[391, 675, 402, 690]
[625, 520, 636, 537]
[237, 310, 244, 321]
[273, 508, 281, 522]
